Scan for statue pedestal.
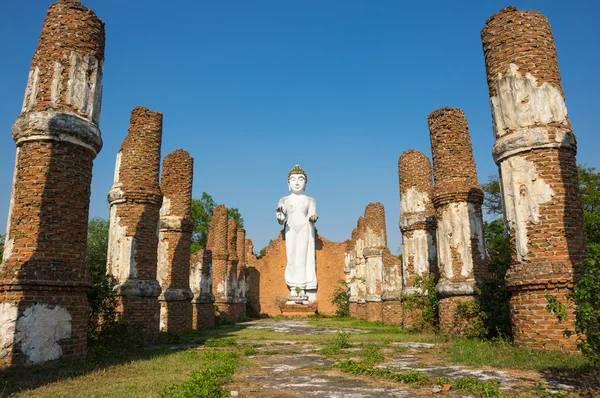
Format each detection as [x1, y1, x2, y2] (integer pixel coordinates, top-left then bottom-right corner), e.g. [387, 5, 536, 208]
[280, 303, 318, 317]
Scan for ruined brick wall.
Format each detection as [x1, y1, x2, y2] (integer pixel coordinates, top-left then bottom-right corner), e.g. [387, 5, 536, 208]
[253, 233, 346, 316]
[363, 203, 387, 322]
[190, 250, 215, 329]
[207, 205, 228, 302]
[481, 7, 585, 350]
[0, 0, 104, 366]
[157, 150, 194, 332]
[106, 106, 163, 339]
[227, 220, 239, 301]
[398, 150, 437, 329]
[236, 229, 248, 304]
[428, 107, 488, 333]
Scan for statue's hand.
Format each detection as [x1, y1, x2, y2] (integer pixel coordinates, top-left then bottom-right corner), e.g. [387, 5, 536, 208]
[276, 206, 286, 225]
[309, 214, 318, 223]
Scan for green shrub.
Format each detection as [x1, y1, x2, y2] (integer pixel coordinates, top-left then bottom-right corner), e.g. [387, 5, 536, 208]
[331, 280, 351, 317]
[399, 273, 439, 331]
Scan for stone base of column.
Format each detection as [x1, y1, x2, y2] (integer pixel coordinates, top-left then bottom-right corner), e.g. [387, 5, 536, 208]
[349, 302, 358, 318]
[510, 286, 578, 351]
[355, 303, 368, 320]
[0, 289, 88, 366]
[159, 300, 193, 332]
[216, 301, 246, 323]
[382, 300, 403, 325]
[438, 295, 476, 335]
[192, 302, 215, 329]
[402, 305, 424, 330]
[366, 301, 383, 322]
[117, 295, 160, 342]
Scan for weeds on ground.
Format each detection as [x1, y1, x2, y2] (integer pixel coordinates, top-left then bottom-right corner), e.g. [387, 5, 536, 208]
[331, 359, 430, 385]
[437, 376, 500, 397]
[445, 338, 592, 372]
[360, 345, 384, 365]
[161, 351, 239, 398]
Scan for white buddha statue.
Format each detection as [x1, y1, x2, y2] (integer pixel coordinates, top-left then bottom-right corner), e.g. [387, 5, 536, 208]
[276, 164, 318, 302]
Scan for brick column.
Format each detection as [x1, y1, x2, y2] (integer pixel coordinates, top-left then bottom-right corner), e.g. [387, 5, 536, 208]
[157, 150, 194, 332]
[0, 0, 104, 366]
[190, 250, 215, 329]
[207, 205, 231, 322]
[428, 107, 488, 333]
[236, 228, 248, 318]
[348, 217, 367, 318]
[363, 203, 387, 322]
[107, 106, 163, 339]
[398, 150, 438, 328]
[245, 239, 261, 316]
[481, 7, 585, 350]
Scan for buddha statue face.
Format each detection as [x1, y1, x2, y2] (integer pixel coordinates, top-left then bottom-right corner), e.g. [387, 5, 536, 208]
[288, 173, 306, 194]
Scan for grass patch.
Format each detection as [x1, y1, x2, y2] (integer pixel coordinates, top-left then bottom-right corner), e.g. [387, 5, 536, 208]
[161, 351, 239, 398]
[332, 359, 431, 385]
[439, 376, 500, 397]
[360, 345, 384, 365]
[445, 338, 592, 371]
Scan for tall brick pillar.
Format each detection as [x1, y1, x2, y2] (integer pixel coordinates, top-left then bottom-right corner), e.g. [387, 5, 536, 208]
[107, 106, 163, 339]
[245, 238, 261, 316]
[481, 7, 585, 350]
[208, 205, 230, 322]
[0, 0, 105, 366]
[236, 228, 248, 318]
[190, 250, 215, 329]
[347, 217, 367, 318]
[428, 107, 488, 333]
[363, 203, 387, 322]
[157, 150, 194, 332]
[398, 150, 438, 328]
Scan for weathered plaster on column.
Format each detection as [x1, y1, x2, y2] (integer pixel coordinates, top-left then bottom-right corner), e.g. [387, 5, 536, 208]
[491, 64, 568, 139]
[15, 304, 71, 365]
[500, 155, 554, 262]
[436, 202, 485, 280]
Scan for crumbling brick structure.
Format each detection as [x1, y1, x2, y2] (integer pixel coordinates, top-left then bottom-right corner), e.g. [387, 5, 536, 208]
[347, 217, 366, 318]
[207, 205, 235, 322]
[428, 107, 488, 333]
[236, 228, 248, 310]
[363, 203, 387, 322]
[157, 150, 194, 332]
[0, 0, 105, 366]
[223, 219, 245, 320]
[190, 250, 215, 329]
[245, 239, 261, 316]
[345, 204, 402, 323]
[107, 106, 163, 339]
[481, 7, 586, 349]
[398, 150, 438, 328]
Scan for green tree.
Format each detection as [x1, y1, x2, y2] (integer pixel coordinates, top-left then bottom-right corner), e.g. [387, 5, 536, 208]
[190, 192, 244, 254]
[482, 174, 503, 216]
[478, 174, 513, 338]
[85, 217, 118, 340]
[191, 193, 216, 253]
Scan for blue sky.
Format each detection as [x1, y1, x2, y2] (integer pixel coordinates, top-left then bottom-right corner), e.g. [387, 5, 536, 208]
[0, 1, 598, 254]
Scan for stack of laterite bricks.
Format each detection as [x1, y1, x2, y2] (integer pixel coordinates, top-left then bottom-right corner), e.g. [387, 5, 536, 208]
[157, 150, 194, 332]
[428, 107, 488, 334]
[208, 205, 237, 322]
[107, 106, 163, 341]
[190, 249, 215, 329]
[0, 0, 105, 365]
[481, 6, 586, 350]
[363, 203, 387, 322]
[398, 150, 437, 329]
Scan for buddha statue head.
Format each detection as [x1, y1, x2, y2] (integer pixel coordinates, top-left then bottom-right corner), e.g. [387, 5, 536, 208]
[288, 164, 307, 193]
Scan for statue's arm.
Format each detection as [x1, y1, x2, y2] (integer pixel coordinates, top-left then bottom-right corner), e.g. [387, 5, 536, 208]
[308, 197, 318, 224]
[276, 198, 287, 225]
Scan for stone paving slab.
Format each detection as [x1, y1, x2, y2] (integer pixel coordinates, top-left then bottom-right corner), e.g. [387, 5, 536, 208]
[247, 373, 422, 397]
[245, 320, 367, 334]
